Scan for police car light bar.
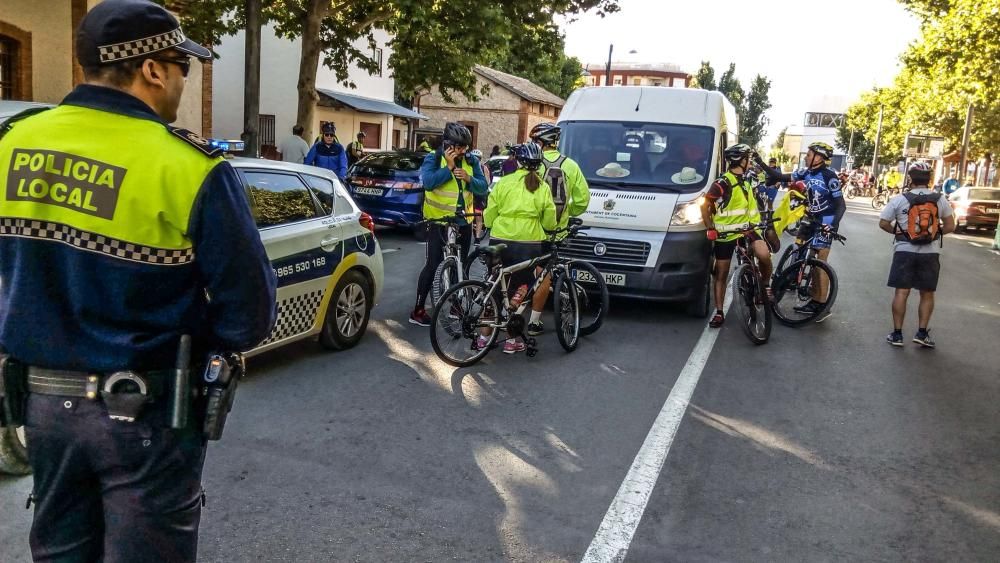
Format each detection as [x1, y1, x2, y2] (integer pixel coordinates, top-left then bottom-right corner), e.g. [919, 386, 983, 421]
[208, 139, 246, 153]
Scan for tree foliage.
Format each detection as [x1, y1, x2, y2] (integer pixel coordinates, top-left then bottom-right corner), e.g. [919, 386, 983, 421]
[843, 0, 999, 172]
[484, 22, 585, 100]
[692, 62, 772, 150]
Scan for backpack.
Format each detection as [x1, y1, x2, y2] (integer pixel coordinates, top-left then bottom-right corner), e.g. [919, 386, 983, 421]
[542, 155, 569, 219]
[897, 192, 942, 245]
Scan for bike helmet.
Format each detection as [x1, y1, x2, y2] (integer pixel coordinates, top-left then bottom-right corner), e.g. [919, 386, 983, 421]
[514, 143, 543, 168]
[529, 123, 561, 146]
[442, 122, 473, 148]
[907, 161, 933, 182]
[723, 143, 753, 164]
[468, 149, 483, 159]
[321, 122, 336, 135]
[807, 142, 834, 160]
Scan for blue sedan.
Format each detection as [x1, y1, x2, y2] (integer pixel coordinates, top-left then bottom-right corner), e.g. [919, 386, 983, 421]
[345, 151, 425, 231]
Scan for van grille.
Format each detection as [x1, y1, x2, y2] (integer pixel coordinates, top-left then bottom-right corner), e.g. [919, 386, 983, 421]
[562, 236, 650, 265]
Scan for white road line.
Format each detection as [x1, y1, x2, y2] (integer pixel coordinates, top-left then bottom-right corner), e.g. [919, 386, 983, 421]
[582, 290, 732, 563]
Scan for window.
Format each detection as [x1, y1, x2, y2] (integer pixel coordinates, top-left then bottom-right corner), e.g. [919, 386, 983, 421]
[559, 121, 715, 193]
[613, 76, 623, 86]
[243, 171, 319, 228]
[372, 47, 383, 77]
[303, 175, 336, 215]
[632, 78, 642, 86]
[258, 114, 276, 147]
[0, 36, 17, 100]
[359, 122, 381, 149]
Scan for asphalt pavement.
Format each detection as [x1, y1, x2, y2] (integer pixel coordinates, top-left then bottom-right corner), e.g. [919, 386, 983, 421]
[1, 198, 997, 562]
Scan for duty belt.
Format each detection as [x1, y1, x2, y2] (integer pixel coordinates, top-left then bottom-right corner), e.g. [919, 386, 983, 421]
[26, 367, 169, 422]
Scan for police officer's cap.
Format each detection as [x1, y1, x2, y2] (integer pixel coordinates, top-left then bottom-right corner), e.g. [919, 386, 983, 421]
[76, 0, 212, 67]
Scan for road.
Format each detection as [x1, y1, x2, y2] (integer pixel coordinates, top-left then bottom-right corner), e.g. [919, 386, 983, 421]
[1, 198, 997, 562]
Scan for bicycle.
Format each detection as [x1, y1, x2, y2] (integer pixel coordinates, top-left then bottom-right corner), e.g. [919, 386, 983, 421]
[730, 220, 775, 345]
[872, 187, 900, 210]
[419, 212, 481, 307]
[464, 222, 609, 337]
[430, 219, 590, 367]
[770, 217, 847, 326]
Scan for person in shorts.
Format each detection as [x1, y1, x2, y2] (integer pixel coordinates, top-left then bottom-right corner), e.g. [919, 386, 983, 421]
[878, 162, 955, 348]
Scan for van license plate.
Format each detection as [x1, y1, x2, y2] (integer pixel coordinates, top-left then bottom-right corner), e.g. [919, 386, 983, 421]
[986, 207, 999, 214]
[573, 269, 626, 286]
[355, 187, 384, 196]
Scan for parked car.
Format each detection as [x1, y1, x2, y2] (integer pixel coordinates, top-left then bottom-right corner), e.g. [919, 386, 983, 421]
[948, 186, 1000, 232]
[345, 150, 426, 232]
[231, 158, 384, 355]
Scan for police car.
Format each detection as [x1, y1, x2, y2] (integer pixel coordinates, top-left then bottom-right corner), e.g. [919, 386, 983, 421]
[229, 157, 384, 355]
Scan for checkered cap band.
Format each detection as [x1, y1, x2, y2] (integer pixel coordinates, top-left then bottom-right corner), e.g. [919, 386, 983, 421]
[0, 218, 194, 265]
[98, 28, 185, 63]
[260, 290, 325, 346]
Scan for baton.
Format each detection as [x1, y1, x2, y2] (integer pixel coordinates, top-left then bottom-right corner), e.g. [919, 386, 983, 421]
[170, 334, 191, 429]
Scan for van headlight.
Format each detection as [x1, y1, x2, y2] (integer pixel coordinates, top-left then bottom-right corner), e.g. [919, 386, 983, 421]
[670, 197, 705, 227]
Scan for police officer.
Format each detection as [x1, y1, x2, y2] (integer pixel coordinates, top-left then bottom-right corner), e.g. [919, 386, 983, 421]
[0, 1, 277, 560]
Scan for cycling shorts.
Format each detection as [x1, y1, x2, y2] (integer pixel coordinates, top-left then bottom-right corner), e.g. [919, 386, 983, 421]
[713, 231, 762, 260]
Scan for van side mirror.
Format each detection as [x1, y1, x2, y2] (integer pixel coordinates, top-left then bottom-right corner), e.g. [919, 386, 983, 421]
[569, 217, 584, 227]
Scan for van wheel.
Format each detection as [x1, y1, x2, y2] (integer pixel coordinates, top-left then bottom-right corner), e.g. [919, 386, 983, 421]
[0, 426, 31, 476]
[319, 270, 372, 351]
[685, 272, 711, 318]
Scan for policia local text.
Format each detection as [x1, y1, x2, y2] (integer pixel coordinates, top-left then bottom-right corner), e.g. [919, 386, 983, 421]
[6, 149, 126, 220]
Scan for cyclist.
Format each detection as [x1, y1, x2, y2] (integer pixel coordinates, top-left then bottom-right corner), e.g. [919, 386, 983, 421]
[757, 141, 846, 322]
[885, 165, 903, 193]
[483, 143, 557, 353]
[524, 122, 591, 336]
[409, 123, 488, 326]
[702, 144, 774, 328]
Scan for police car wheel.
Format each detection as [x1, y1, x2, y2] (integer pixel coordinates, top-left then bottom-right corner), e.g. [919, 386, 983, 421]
[0, 425, 31, 476]
[319, 270, 372, 351]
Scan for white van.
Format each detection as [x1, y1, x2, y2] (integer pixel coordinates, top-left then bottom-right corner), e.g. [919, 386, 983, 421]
[556, 87, 738, 316]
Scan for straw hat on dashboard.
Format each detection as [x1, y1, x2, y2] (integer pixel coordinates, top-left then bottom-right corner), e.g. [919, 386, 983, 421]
[671, 167, 704, 184]
[596, 163, 630, 178]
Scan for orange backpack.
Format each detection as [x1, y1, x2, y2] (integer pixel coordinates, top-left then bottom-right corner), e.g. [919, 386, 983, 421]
[898, 192, 942, 245]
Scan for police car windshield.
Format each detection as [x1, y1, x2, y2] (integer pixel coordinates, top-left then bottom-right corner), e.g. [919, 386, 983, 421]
[559, 122, 714, 193]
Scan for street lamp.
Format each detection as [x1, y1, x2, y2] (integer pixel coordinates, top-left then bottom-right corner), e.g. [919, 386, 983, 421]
[604, 46, 637, 86]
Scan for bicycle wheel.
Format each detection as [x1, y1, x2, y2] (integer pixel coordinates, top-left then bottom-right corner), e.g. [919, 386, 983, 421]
[430, 280, 499, 367]
[566, 260, 609, 336]
[772, 244, 797, 286]
[432, 256, 461, 306]
[770, 258, 838, 326]
[845, 186, 856, 200]
[732, 263, 771, 344]
[872, 193, 887, 210]
[553, 273, 580, 352]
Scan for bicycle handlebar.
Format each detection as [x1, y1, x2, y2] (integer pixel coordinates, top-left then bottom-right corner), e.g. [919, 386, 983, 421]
[415, 212, 483, 227]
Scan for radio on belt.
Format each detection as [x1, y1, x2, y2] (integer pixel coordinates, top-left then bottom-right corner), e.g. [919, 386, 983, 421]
[201, 352, 243, 440]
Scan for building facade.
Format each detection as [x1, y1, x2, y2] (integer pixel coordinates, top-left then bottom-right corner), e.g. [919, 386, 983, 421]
[416, 66, 564, 153]
[0, 0, 212, 135]
[212, 25, 423, 156]
[583, 62, 690, 88]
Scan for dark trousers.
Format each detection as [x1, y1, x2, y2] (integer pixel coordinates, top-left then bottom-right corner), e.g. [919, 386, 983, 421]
[415, 222, 473, 308]
[24, 394, 206, 563]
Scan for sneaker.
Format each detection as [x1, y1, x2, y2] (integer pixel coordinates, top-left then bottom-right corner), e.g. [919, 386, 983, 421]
[793, 300, 820, 314]
[813, 305, 833, 323]
[503, 338, 526, 354]
[709, 311, 724, 328]
[408, 307, 431, 327]
[913, 330, 935, 348]
[473, 335, 490, 350]
[527, 320, 544, 336]
[886, 332, 904, 347]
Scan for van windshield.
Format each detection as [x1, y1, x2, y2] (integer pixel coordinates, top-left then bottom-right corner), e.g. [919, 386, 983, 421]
[559, 122, 715, 193]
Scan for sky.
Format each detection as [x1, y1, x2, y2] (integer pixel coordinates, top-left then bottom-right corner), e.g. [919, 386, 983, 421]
[559, 0, 922, 147]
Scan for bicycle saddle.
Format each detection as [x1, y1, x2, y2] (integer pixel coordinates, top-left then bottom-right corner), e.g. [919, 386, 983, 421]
[478, 243, 507, 256]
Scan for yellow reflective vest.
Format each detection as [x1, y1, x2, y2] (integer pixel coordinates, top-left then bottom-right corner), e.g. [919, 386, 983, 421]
[422, 154, 476, 220]
[713, 171, 762, 242]
[1, 104, 220, 262]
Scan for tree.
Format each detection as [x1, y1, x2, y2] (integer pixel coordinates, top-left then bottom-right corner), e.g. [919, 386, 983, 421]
[692, 62, 771, 150]
[741, 75, 771, 149]
[484, 23, 585, 99]
[692, 61, 716, 91]
[835, 124, 876, 165]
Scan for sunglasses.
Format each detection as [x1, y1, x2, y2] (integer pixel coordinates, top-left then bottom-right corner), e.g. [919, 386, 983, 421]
[152, 56, 192, 77]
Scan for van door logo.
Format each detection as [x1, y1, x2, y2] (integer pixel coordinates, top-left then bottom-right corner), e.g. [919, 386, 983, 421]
[603, 199, 616, 211]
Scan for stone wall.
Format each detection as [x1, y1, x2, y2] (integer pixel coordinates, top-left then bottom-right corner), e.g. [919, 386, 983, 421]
[420, 107, 519, 154]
